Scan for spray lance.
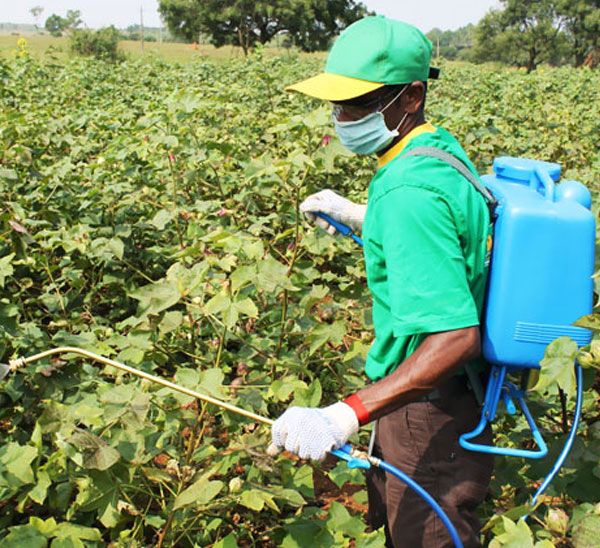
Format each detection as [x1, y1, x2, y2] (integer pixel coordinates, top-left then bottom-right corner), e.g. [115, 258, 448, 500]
[1, 343, 465, 548]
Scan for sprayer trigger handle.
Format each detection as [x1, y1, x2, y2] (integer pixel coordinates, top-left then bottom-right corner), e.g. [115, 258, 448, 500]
[330, 444, 371, 470]
[314, 212, 353, 236]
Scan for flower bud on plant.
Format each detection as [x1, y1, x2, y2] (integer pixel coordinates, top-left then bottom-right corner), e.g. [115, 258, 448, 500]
[181, 465, 194, 483]
[237, 362, 249, 376]
[577, 350, 595, 368]
[229, 477, 243, 493]
[590, 341, 600, 362]
[166, 459, 180, 478]
[546, 508, 569, 535]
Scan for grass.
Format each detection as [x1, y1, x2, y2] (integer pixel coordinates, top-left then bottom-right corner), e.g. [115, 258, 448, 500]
[0, 32, 323, 63]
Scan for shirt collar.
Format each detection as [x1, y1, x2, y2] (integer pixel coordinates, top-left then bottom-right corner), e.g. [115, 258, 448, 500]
[377, 122, 437, 169]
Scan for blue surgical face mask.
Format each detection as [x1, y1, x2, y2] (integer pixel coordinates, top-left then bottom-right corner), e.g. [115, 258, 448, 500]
[333, 87, 408, 155]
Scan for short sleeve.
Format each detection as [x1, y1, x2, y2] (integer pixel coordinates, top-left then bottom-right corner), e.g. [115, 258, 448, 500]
[374, 185, 479, 336]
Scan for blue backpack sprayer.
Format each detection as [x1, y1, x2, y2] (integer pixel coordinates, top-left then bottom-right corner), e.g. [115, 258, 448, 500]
[0, 154, 594, 548]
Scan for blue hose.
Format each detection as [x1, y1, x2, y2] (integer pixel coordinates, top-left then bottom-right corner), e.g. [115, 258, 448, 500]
[378, 459, 464, 548]
[333, 445, 463, 548]
[526, 361, 583, 513]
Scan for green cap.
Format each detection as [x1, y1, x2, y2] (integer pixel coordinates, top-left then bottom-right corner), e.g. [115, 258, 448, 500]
[286, 16, 439, 101]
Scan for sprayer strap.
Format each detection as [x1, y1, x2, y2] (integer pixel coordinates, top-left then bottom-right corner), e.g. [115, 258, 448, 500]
[401, 145, 494, 406]
[401, 146, 498, 218]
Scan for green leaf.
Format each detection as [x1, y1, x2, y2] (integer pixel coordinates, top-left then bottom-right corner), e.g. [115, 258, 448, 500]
[222, 303, 239, 329]
[28, 470, 52, 505]
[230, 265, 256, 292]
[0, 169, 19, 182]
[240, 489, 279, 512]
[269, 377, 308, 402]
[256, 258, 295, 293]
[130, 279, 181, 316]
[67, 429, 120, 471]
[490, 517, 534, 548]
[292, 378, 322, 407]
[50, 539, 84, 548]
[144, 515, 166, 528]
[213, 534, 239, 548]
[573, 314, 600, 331]
[307, 321, 346, 355]
[234, 297, 258, 318]
[0, 442, 38, 485]
[150, 209, 175, 230]
[107, 237, 124, 260]
[173, 479, 224, 510]
[325, 501, 365, 538]
[302, 228, 336, 255]
[38, 402, 73, 434]
[573, 514, 600, 548]
[532, 337, 578, 398]
[116, 346, 145, 365]
[204, 293, 231, 315]
[199, 368, 225, 398]
[29, 517, 57, 537]
[0, 253, 15, 288]
[327, 461, 364, 489]
[359, 529, 387, 548]
[299, 284, 329, 314]
[53, 523, 102, 541]
[0, 525, 47, 548]
[159, 310, 183, 334]
[167, 260, 209, 294]
[163, 135, 179, 149]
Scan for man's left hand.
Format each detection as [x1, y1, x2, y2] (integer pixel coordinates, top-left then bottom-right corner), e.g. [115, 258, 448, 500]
[267, 402, 359, 462]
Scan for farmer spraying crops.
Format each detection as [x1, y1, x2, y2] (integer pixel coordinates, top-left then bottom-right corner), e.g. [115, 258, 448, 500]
[269, 16, 494, 548]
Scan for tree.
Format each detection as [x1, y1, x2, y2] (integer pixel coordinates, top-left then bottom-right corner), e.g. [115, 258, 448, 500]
[471, 0, 567, 72]
[427, 25, 476, 61]
[30, 6, 44, 28]
[69, 27, 123, 63]
[64, 10, 83, 30]
[556, 0, 600, 66]
[158, 0, 370, 55]
[45, 14, 65, 37]
[44, 10, 83, 37]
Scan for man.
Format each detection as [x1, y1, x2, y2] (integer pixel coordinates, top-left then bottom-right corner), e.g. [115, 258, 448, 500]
[268, 16, 494, 548]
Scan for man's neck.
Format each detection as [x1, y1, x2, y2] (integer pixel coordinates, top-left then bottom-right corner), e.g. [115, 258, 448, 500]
[377, 113, 426, 158]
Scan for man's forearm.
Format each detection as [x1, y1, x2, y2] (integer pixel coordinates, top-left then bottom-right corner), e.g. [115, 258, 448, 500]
[350, 326, 481, 422]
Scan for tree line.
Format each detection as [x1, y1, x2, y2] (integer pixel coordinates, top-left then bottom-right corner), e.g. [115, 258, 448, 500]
[29, 0, 600, 72]
[158, 0, 371, 55]
[472, 0, 600, 72]
[159, 0, 599, 71]
[427, 1, 600, 72]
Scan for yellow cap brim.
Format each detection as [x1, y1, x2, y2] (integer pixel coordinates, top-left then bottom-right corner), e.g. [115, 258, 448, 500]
[285, 72, 384, 101]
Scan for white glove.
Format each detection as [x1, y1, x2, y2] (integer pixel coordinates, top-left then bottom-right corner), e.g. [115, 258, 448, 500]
[300, 189, 367, 234]
[267, 402, 359, 462]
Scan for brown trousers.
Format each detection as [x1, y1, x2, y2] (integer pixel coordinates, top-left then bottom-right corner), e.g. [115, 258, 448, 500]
[366, 390, 494, 548]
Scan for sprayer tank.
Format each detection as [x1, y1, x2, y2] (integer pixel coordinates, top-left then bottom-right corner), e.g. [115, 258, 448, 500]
[481, 157, 595, 370]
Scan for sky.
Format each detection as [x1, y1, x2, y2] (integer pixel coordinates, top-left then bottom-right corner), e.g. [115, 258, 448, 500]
[0, 0, 501, 32]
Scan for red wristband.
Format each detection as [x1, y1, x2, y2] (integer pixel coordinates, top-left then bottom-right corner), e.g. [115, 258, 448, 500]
[344, 394, 370, 426]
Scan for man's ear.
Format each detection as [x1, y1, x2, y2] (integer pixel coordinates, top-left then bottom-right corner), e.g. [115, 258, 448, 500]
[403, 82, 425, 114]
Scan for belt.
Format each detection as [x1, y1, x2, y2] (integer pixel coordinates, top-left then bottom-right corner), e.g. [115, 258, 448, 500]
[416, 375, 471, 402]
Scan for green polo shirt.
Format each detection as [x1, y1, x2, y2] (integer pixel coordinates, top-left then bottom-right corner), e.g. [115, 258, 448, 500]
[362, 123, 491, 381]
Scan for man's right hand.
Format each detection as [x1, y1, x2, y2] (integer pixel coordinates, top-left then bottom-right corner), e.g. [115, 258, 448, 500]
[300, 189, 367, 234]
